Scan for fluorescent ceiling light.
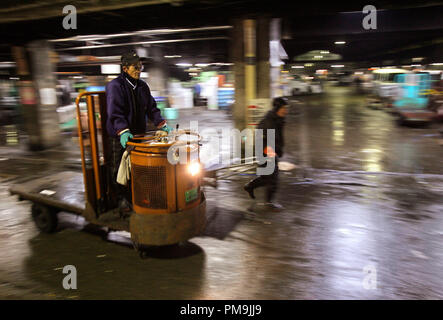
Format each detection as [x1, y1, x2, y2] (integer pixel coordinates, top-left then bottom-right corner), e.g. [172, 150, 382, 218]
[373, 68, 408, 74]
[335, 41, 346, 45]
[331, 65, 344, 68]
[0, 61, 15, 68]
[96, 56, 121, 60]
[292, 66, 304, 69]
[211, 62, 233, 66]
[164, 55, 182, 58]
[176, 63, 192, 67]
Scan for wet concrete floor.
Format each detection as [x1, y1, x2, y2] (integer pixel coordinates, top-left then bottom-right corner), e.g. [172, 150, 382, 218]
[1, 84, 443, 299]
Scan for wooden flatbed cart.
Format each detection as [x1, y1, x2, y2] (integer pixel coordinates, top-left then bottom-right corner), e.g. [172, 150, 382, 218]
[9, 91, 206, 256]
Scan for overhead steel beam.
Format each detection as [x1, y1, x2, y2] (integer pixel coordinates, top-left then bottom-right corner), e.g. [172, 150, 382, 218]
[56, 36, 229, 51]
[0, 0, 184, 24]
[284, 5, 443, 38]
[50, 25, 232, 42]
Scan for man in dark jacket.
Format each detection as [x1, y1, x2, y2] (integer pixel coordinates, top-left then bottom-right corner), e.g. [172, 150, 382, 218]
[244, 97, 289, 211]
[106, 50, 171, 210]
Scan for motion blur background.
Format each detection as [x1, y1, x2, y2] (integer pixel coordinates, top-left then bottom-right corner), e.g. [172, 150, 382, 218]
[1, 0, 442, 145]
[1, 0, 443, 300]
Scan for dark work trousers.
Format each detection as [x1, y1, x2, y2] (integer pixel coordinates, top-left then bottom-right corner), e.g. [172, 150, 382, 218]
[108, 137, 132, 206]
[248, 157, 279, 202]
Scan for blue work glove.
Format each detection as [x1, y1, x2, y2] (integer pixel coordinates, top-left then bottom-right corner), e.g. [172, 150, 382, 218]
[160, 124, 172, 133]
[120, 131, 134, 148]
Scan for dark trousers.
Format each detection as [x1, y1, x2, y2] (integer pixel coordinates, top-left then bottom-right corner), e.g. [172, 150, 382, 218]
[248, 157, 279, 202]
[108, 137, 132, 206]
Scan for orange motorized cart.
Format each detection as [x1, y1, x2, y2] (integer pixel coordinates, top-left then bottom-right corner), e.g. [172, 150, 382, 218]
[10, 91, 206, 256]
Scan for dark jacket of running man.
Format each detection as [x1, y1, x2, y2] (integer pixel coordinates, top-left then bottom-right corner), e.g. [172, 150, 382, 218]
[258, 106, 285, 158]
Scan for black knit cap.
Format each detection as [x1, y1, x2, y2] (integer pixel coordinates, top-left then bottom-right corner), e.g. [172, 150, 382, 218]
[272, 97, 289, 112]
[121, 50, 140, 67]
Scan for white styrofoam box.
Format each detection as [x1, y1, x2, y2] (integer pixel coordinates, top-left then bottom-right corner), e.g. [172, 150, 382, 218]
[56, 104, 76, 124]
[168, 84, 194, 109]
[203, 77, 219, 110]
[40, 88, 57, 105]
[182, 88, 193, 108]
[311, 84, 322, 93]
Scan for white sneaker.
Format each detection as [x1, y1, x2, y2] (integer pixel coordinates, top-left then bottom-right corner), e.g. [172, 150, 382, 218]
[265, 202, 284, 211]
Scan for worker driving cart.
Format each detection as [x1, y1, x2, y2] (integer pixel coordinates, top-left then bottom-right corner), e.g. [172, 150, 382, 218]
[10, 50, 206, 253]
[106, 50, 171, 212]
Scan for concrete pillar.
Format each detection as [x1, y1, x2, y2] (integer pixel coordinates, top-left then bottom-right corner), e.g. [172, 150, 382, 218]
[243, 19, 257, 105]
[231, 18, 273, 130]
[270, 18, 282, 99]
[231, 19, 246, 129]
[143, 46, 168, 97]
[256, 18, 271, 100]
[12, 40, 61, 151]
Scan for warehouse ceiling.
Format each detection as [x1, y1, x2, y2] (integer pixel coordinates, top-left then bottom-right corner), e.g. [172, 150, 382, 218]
[0, 0, 442, 67]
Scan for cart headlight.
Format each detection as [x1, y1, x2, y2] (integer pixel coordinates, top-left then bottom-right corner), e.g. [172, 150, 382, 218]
[188, 162, 201, 176]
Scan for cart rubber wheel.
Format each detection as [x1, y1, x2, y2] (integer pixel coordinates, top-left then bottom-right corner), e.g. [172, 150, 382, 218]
[396, 116, 406, 126]
[31, 203, 58, 233]
[133, 241, 148, 259]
